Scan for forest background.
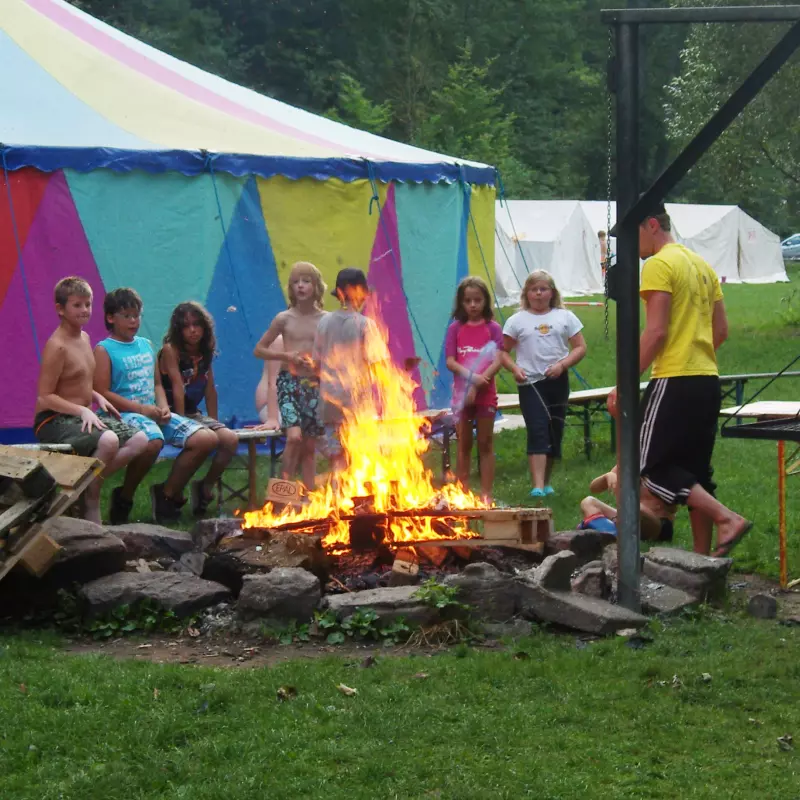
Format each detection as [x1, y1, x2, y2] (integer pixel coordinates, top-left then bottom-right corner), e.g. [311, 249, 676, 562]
[70, 0, 800, 235]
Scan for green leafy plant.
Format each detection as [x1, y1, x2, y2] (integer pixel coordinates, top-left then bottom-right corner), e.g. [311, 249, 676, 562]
[64, 598, 197, 640]
[341, 608, 381, 640]
[413, 579, 469, 616]
[276, 620, 311, 646]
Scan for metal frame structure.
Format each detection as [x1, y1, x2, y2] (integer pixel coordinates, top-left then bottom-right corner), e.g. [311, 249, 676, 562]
[601, 5, 800, 611]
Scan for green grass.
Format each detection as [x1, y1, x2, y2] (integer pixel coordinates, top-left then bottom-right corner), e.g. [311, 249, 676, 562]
[2, 613, 799, 798]
[102, 267, 799, 579]
[3, 272, 798, 799]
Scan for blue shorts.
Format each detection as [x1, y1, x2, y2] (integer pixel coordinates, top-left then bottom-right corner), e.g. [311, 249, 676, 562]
[121, 411, 203, 448]
[319, 423, 344, 459]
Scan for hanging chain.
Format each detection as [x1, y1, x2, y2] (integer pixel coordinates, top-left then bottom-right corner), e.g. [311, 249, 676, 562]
[604, 25, 614, 342]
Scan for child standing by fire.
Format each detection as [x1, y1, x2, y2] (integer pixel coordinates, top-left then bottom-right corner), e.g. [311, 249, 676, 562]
[312, 268, 389, 474]
[445, 276, 504, 503]
[158, 301, 240, 516]
[254, 262, 327, 491]
[503, 270, 587, 498]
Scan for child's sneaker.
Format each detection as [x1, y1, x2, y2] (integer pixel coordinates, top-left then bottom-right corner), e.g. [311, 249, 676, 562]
[530, 487, 546, 498]
[543, 485, 555, 496]
[108, 486, 133, 526]
[190, 480, 213, 517]
[150, 483, 182, 523]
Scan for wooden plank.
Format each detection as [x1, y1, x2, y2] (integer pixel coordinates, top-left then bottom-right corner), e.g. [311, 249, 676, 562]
[0, 453, 56, 498]
[0, 494, 52, 539]
[19, 534, 61, 577]
[0, 447, 103, 491]
[720, 401, 800, 419]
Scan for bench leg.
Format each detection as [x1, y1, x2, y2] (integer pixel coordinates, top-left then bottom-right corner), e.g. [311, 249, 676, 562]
[248, 440, 258, 511]
[583, 406, 592, 460]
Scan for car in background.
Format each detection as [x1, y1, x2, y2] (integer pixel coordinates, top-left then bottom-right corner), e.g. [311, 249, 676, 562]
[781, 233, 800, 260]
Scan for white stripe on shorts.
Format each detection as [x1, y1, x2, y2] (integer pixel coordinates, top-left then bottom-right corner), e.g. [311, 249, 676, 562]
[640, 378, 668, 472]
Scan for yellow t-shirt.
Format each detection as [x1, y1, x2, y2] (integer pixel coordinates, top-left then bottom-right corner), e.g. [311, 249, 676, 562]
[640, 242, 723, 378]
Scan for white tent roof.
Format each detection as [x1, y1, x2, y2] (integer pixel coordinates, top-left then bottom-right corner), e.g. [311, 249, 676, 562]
[580, 200, 787, 285]
[495, 200, 603, 303]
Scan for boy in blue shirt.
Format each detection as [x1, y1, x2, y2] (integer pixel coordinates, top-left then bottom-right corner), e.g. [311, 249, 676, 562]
[94, 288, 216, 523]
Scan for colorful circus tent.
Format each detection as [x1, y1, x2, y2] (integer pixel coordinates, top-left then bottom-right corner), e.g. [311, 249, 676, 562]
[0, 0, 496, 434]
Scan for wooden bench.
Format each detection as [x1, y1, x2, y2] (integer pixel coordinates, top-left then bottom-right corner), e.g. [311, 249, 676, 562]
[216, 427, 283, 513]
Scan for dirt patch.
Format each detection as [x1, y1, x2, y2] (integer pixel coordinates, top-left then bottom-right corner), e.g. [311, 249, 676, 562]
[728, 573, 800, 618]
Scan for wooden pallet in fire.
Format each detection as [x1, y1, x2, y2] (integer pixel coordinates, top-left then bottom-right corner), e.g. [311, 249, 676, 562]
[0, 445, 103, 583]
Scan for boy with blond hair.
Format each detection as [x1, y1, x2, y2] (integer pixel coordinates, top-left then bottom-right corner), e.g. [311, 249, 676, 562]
[254, 262, 327, 491]
[34, 277, 148, 524]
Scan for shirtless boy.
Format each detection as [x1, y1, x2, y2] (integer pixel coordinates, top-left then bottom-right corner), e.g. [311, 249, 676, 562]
[254, 262, 327, 490]
[34, 277, 148, 524]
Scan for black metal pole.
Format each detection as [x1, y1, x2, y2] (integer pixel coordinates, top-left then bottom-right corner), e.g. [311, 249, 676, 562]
[615, 21, 641, 612]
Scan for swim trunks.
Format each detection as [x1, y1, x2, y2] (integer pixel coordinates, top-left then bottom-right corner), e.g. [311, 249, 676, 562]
[276, 371, 324, 437]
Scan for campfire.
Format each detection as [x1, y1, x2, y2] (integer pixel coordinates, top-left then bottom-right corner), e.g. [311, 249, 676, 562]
[241, 314, 551, 554]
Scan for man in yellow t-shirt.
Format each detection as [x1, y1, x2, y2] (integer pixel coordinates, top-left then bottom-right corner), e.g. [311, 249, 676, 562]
[610, 202, 751, 558]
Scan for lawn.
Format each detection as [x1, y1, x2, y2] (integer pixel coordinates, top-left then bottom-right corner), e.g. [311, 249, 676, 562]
[1, 612, 798, 799]
[100, 266, 800, 579]
[1, 272, 798, 799]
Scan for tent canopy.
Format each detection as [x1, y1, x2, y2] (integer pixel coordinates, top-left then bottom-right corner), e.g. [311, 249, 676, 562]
[580, 200, 787, 285]
[2, 0, 494, 185]
[0, 0, 498, 431]
[495, 200, 603, 303]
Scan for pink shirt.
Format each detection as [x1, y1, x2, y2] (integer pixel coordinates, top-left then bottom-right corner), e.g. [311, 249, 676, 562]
[444, 320, 503, 408]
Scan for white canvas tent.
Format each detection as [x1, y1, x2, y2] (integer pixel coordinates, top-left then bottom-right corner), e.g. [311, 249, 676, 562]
[495, 200, 603, 305]
[580, 201, 788, 284]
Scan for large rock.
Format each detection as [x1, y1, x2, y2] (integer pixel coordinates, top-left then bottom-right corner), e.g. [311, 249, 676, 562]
[530, 551, 578, 591]
[640, 577, 697, 615]
[80, 572, 231, 617]
[237, 568, 321, 622]
[42, 516, 127, 584]
[644, 547, 732, 578]
[321, 585, 440, 627]
[111, 523, 194, 560]
[747, 594, 777, 620]
[546, 530, 617, 565]
[516, 575, 647, 634]
[571, 561, 606, 599]
[192, 518, 242, 552]
[643, 547, 732, 600]
[442, 562, 518, 621]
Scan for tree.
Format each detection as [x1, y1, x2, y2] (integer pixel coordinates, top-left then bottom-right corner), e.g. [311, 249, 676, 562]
[664, 0, 800, 233]
[325, 74, 393, 135]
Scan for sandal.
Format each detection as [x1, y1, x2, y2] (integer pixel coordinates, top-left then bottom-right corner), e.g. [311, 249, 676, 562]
[191, 481, 213, 517]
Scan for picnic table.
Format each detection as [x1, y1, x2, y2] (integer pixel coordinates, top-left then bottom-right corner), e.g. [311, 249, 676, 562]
[497, 371, 800, 460]
[720, 400, 800, 589]
[217, 427, 283, 512]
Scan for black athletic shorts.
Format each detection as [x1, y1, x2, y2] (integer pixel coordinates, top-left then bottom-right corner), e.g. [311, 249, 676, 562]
[640, 375, 721, 506]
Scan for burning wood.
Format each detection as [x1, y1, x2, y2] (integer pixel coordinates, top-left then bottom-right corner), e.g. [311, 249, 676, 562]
[241, 312, 552, 552]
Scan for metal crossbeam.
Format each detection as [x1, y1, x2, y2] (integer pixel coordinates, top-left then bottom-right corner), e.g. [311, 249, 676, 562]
[601, 5, 800, 24]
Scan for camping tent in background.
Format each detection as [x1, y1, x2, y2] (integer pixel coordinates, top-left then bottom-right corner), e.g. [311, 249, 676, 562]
[580, 200, 788, 285]
[495, 200, 603, 305]
[0, 0, 496, 435]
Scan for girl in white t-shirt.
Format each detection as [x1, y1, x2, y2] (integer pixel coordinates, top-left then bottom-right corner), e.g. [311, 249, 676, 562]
[502, 271, 587, 499]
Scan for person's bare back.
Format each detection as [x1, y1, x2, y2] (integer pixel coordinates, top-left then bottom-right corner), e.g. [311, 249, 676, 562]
[36, 327, 96, 414]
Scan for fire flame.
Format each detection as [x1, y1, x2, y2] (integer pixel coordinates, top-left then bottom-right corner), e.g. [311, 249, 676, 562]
[242, 311, 490, 548]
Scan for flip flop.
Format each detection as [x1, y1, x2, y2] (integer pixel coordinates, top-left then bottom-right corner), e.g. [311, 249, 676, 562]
[713, 520, 754, 558]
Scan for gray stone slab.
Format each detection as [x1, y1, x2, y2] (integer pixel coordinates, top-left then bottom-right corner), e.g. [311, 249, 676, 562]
[516, 577, 647, 635]
[531, 551, 578, 591]
[640, 578, 697, 615]
[546, 530, 617, 565]
[443, 562, 518, 621]
[644, 547, 732, 578]
[321, 585, 440, 626]
[571, 564, 606, 599]
[642, 559, 721, 600]
[80, 572, 231, 617]
[238, 568, 321, 622]
[42, 516, 127, 584]
[111, 523, 194, 560]
[747, 593, 778, 619]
